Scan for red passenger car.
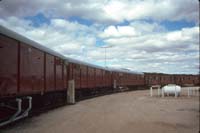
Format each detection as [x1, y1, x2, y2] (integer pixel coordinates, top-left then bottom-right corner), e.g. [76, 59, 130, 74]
[0, 26, 69, 126]
[0, 25, 199, 127]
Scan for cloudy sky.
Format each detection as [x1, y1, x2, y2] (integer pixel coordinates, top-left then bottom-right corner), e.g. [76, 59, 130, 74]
[0, 0, 199, 74]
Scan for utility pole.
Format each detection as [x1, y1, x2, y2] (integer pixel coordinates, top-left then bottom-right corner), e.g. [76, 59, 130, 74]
[100, 45, 113, 67]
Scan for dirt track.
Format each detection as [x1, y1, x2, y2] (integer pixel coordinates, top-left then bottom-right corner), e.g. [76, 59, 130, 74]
[1, 90, 199, 133]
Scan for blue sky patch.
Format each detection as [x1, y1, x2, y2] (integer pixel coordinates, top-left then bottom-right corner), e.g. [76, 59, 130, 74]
[160, 20, 196, 31]
[68, 16, 93, 26]
[24, 13, 50, 27]
[115, 20, 130, 26]
[95, 39, 106, 47]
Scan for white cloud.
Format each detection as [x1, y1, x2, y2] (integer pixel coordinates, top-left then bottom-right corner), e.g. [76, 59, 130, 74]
[93, 0, 197, 23]
[97, 22, 199, 74]
[0, 0, 199, 74]
[0, 0, 198, 23]
[0, 17, 98, 57]
[166, 27, 199, 42]
[99, 25, 139, 38]
[101, 24, 199, 53]
[166, 31, 182, 41]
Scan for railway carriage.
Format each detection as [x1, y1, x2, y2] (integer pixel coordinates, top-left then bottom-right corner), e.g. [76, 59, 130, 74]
[0, 25, 199, 127]
[145, 73, 199, 87]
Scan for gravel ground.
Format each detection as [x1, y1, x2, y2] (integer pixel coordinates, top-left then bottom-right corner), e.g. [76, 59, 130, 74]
[1, 90, 199, 133]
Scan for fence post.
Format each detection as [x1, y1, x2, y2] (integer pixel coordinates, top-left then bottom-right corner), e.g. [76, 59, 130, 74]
[174, 86, 177, 98]
[187, 87, 190, 97]
[162, 88, 164, 98]
[150, 87, 153, 97]
[197, 87, 199, 96]
[157, 86, 160, 97]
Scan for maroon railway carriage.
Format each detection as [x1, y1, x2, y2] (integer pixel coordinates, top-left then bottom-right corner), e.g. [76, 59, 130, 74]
[110, 69, 145, 91]
[0, 25, 114, 104]
[0, 26, 118, 126]
[193, 75, 200, 85]
[66, 59, 114, 99]
[0, 26, 70, 125]
[144, 73, 199, 87]
[173, 74, 199, 86]
[144, 73, 161, 86]
[0, 26, 68, 101]
[145, 73, 176, 86]
[0, 25, 199, 127]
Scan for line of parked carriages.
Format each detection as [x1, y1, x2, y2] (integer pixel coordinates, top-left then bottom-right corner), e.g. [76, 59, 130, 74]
[0, 26, 145, 122]
[145, 73, 199, 87]
[0, 25, 199, 127]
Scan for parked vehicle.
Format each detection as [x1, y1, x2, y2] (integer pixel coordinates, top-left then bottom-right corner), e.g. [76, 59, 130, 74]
[0, 25, 199, 127]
